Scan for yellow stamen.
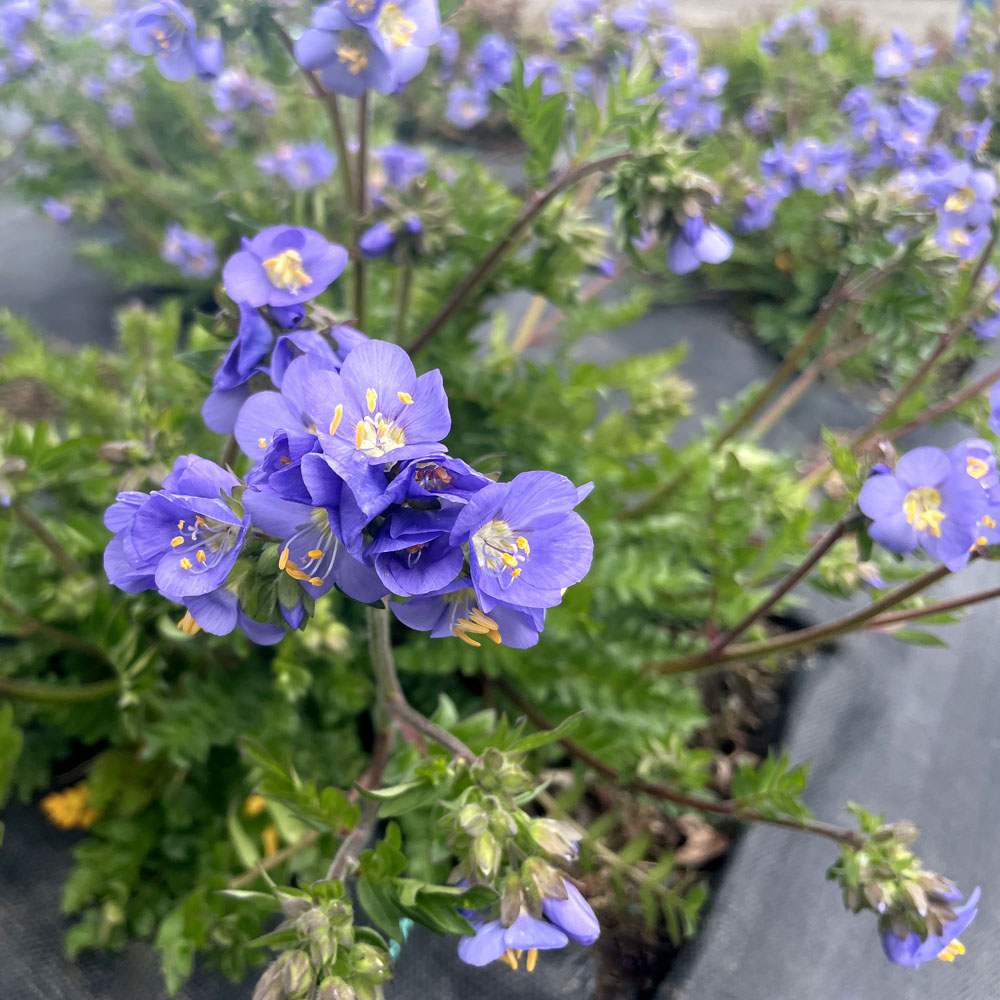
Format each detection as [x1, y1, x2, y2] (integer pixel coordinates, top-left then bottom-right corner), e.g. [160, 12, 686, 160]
[903, 486, 946, 538]
[196, 549, 206, 563]
[39, 782, 100, 830]
[258, 436, 267, 449]
[243, 794, 267, 817]
[937, 938, 966, 962]
[984, 515, 997, 528]
[329, 403, 343, 435]
[355, 421, 365, 449]
[398, 391, 414, 404]
[336, 45, 369, 73]
[196, 516, 206, 527]
[526, 948, 538, 972]
[501, 552, 518, 568]
[366, 388, 377, 413]
[307, 549, 324, 559]
[517, 536, 530, 553]
[177, 519, 185, 530]
[376, 2, 417, 48]
[170, 536, 184, 547]
[510, 568, 522, 579]
[180, 557, 193, 570]
[308, 576, 323, 587]
[967, 456, 990, 479]
[279, 546, 290, 571]
[177, 610, 202, 635]
[454, 628, 482, 647]
[262, 248, 312, 292]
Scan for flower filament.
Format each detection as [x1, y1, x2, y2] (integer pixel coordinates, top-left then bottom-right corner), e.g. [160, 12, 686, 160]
[263, 248, 312, 292]
[173, 514, 241, 572]
[902, 486, 945, 538]
[471, 518, 530, 582]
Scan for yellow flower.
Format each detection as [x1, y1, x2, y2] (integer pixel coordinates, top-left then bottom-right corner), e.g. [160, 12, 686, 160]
[39, 782, 100, 830]
[243, 794, 268, 818]
[261, 823, 280, 858]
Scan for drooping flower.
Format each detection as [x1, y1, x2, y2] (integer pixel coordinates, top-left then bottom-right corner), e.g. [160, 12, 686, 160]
[201, 302, 275, 434]
[367, 506, 464, 596]
[667, 214, 733, 274]
[858, 447, 986, 570]
[958, 68, 991, 106]
[873, 29, 933, 79]
[541, 880, 600, 946]
[882, 886, 980, 967]
[466, 33, 513, 91]
[390, 578, 544, 648]
[212, 67, 277, 114]
[372, 144, 427, 190]
[41, 198, 72, 223]
[458, 913, 568, 969]
[449, 471, 594, 614]
[222, 226, 348, 308]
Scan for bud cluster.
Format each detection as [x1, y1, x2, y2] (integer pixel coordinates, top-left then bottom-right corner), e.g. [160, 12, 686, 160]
[252, 890, 392, 1000]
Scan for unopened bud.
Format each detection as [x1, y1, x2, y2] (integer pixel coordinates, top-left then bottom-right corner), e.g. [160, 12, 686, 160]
[316, 977, 356, 1000]
[252, 961, 287, 1000]
[529, 819, 581, 861]
[352, 943, 390, 980]
[458, 803, 488, 836]
[281, 951, 312, 997]
[473, 831, 500, 879]
[278, 894, 312, 920]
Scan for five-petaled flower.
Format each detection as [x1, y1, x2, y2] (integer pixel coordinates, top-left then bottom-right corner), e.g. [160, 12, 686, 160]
[882, 886, 980, 967]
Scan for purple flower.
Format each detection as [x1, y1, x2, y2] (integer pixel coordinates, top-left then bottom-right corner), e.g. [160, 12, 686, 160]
[466, 33, 513, 91]
[858, 446, 986, 570]
[242, 487, 387, 604]
[108, 100, 134, 128]
[180, 586, 285, 645]
[41, 198, 72, 223]
[759, 9, 827, 56]
[201, 303, 275, 434]
[373, 144, 427, 189]
[367, 507, 464, 596]
[128, 0, 219, 82]
[667, 215, 733, 274]
[161, 224, 217, 279]
[222, 226, 348, 308]
[959, 68, 991, 106]
[524, 55, 562, 96]
[304, 339, 451, 507]
[541, 880, 600, 946]
[660, 27, 699, 90]
[446, 83, 489, 129]
[882, 886, 980, 967]
[212, 67, 277, 114]
[257, 143, 337, 191]
[105, 455, 249, 599]
[549, 0, 600, 49]
[738, 183, 787, 233]
[955, 119, 992, 156]
[358, 221, 397, 258]
[991, 383, 1000, 437]
[874, 29, 933, 79]
[449, 471, 593, 614]
[458, 912, 568, 969]
[438, 23, 459, 76]
[92, 15, 123, 47]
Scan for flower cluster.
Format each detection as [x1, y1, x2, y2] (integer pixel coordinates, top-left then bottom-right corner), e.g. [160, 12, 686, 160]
[106, 223, 594, 650]
[657, 27, 728, 138]
[294, 0, 442, 99]
[444, 32, 514, 130]
[128, 0, 222, 82]
[758, 7, 828, 57]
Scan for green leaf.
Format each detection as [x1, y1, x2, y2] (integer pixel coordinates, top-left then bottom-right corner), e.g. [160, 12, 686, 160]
[508, 711, 585, 753]
[227, 807, 261, 870]
[891, 629, 948, 648]
[357, 876, 404, 942]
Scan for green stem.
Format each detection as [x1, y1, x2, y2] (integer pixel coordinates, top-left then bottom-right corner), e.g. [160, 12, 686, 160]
[405, 151, 632, 356]
[0, 676, 119, 704]
[394, 261, 415, 343]
[354, 91, 369, 329]
[709, 510, 858, 653]
[865, 581, 1000, 629]
[500, 683, 862, 849]
[10, 500, 84, 576]
[646, 562, 954, 675]
[367, 604, 475, 762]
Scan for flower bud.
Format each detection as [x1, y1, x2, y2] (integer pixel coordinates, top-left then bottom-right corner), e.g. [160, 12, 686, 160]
[500, 875, 525, 927]
[281, 951, 313, 997]
[352, 942, 391, 980]
[252, 960, 287, 1000]
[523, 857, 569, 903]
[473, 831, 500, 880]
[316, 977, 356, 1000]
[458, 803, 488, 836]
[278, 894, 312, 920]
[529, 818, 582, 861]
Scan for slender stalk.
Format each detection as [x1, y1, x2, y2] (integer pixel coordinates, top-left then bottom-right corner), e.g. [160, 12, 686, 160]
[865, 581, 1000, 629]
[499, 682, 862, 848]
[749, 332, 868, 440]
[406, 151, 632, 356]
[10, 500, 84, 576]
[394, 261, 415, 343]
[714, 268, 857, 448]
[367, 604, 476, 762]
[846, 275, 1000, 454]
[0, 598, 113, 662]
[646, 562, 954, 675]
[881, 360, 1000, 445]
[709, 510, 858, 653]
[0, 676, 119, 704]
[275, 25, 355, 207]
[510, 294, 548, 354]
[354, 91, 369, 329]
[227, 831, 321, 890]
